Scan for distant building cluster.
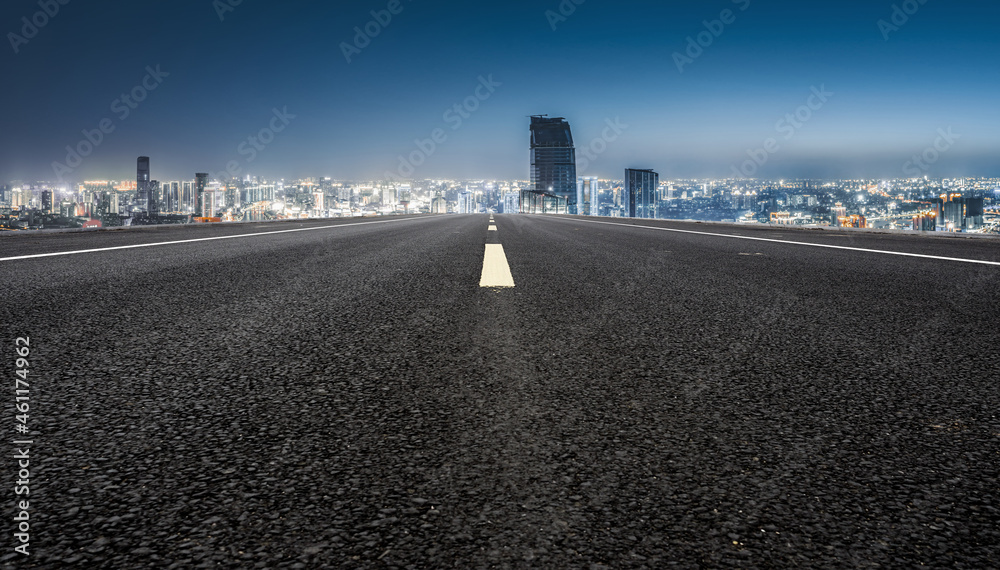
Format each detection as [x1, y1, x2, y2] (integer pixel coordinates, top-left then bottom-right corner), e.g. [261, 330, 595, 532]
[514, 115, 999, 233]
[2, 117, 999, 233]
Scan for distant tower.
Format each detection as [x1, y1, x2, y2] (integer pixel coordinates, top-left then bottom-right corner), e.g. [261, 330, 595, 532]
[625, 169, 658, 219]
[137, 156, 151, 215]
[458, 190, 475, 214]
[41, 190, 53, 213]
[577, 177, 599, 216]
[167, 181, 179, 214]
[182, 181, 193, 212]
[530, 116, 577, 213]
[148, 180, 159, 218]
[195, 173, 209, 217]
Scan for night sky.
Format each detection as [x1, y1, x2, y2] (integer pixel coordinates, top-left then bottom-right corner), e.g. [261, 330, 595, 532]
[2, 0, 998, 183]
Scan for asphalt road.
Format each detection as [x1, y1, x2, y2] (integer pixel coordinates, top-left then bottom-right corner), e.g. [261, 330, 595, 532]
[1, 214, 998, 568]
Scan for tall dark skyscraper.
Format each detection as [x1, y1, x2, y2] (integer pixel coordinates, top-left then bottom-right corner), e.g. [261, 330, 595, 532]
[625, 168, 658, 219]
[137, 156, 151, 215]
[530, 116, 577, 213]
[195, 173, 208, 217]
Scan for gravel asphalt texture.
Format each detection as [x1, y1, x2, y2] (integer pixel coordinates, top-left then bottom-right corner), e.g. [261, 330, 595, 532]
[0, 214, 998, 568]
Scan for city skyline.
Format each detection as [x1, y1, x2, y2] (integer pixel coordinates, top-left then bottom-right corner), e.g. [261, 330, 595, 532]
[2, 0, 999, 183]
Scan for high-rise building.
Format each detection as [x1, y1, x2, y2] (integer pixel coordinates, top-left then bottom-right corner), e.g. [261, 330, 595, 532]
[912, 211, 936, 231]
[501, 186, 520, 214]
[931, 194, 986, 232]
[381, 185, 396, 206]
[195, 173, 209, 217]
[137, 156, 151, 215]
[577, 177, 599, 216]
[458, 190, 476, 214]
[431, 196, 447, 214]
[224, 181, 239, 210]
[625, 168, 658, 218]
[41, 190, 53, 213]
[12, 187, 32, 210]
[182, 181, 193, 212]
[965, 196, 985, 230]
[530, 116, 577, 213]
[313, 189, 325, 214]
[165, 181, 179, 213]
[246, 182, 275, 204]
[148, 180, 160, 217]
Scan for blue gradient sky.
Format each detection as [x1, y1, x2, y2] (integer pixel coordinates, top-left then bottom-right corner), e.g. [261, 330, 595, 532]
[1, 0, 998, 182]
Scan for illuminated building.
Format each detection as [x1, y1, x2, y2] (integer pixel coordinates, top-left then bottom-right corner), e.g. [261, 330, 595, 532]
[431, 196, 447, 214]
[195, 173, 209, 217]
[137, 156, 154, 216]
[164, 181, 179, 213]
[837, 214, 866, 228]
[577, 177, 598, 216]
[912, 212, 936, 231]
[770, 211, 792, 224]
[520, 189, 567, 214]
[501, 187, 520, 214]
[458, 190, 476, 214]
[932, 193, 984, 231]
[313, 189, 325, 214]
[182, 181, 193, 211]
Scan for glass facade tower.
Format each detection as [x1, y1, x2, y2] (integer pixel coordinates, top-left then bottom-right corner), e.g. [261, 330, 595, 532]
[530, 116, 577, 213]
[577, 177, 599, 216]
[137, 156, 153, 216]
[625, 168, 658, 219]
[195, 173, 209, 217]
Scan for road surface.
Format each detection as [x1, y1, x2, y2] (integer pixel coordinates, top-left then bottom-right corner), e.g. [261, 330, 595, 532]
[1, 214, 998, 567]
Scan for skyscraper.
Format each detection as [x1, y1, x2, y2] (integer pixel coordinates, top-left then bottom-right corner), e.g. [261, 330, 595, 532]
[181, 181, 193, 212]
[530, 116, 577, 213]
[577, 177, 598, 216]
[458, 190, 476, 214]
[625, 168, 658, 219]
[148, 180, 160, 218]
[166, 181, 179, 213]
[195, 173, 209, 217]
[137, 156, 151, 215]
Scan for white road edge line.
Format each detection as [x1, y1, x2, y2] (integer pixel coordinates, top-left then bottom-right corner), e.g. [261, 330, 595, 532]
[564, 218, 1000, 267]
[479, 244, 515, 287]
[0, 216, 439, 262]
